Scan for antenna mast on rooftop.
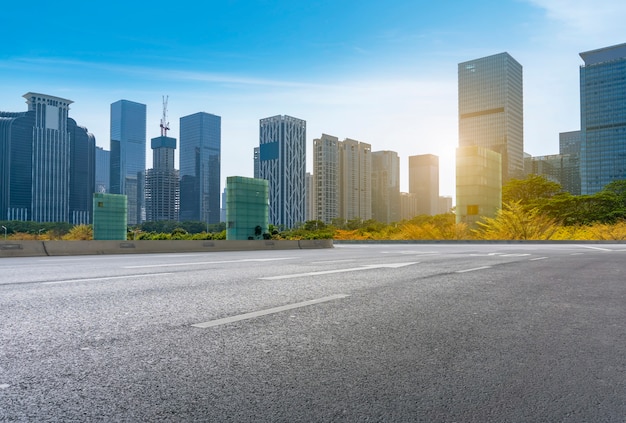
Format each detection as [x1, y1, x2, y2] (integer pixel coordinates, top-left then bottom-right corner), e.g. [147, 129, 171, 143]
[160, 95, 170, 136]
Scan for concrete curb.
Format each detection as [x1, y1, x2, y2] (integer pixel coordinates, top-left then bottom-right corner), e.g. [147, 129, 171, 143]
[0, 239, 334, 258]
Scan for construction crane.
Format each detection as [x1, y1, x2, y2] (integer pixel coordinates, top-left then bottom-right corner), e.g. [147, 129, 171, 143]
[160, 95, 170, 136]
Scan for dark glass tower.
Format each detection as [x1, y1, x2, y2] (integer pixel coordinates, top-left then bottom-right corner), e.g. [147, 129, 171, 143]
[179, 112, 221, 224]
[580, 43, 626, 194]
[0, 93, 95, 223]
[110, 100, 146, 225]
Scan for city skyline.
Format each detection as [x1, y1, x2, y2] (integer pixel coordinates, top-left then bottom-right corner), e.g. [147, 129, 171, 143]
[1, 1, 625, 197]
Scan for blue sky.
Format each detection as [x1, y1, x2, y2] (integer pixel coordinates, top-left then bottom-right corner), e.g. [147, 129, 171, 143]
[1, 0, 625, 197]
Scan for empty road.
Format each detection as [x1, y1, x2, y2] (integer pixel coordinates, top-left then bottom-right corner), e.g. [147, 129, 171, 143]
[1, 243, 625, 422]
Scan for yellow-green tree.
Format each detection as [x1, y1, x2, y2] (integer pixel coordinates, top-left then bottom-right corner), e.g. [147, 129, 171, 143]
[62, 224, 93, 240]
[475, 201, 559, 240]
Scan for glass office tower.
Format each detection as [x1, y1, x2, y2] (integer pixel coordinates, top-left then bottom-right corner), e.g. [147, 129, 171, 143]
[458, 52, 524, 181]
[1, 93, 95, 223]
[579, 43, 626, 194]
[179, 112, 221, 224]
[110, 99, 146, 225]
[258, 115, 306, 228]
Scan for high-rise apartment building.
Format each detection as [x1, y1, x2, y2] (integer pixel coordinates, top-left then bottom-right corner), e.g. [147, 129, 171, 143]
[312, 134, 340, 224]
[579, 43, 626, 194]
[372, 151, 400, 224]
[339, 139, 371, 221]
[145, 135, 179, 222]
[0, 93, 95, 223]
[258, 115, 306, 228]
[110, 99, 146, 225]
[179, 112, 221, 224]
[409, 154, 439, 216]
[458, 52, 524, 181]
[312, 134, 372, 223]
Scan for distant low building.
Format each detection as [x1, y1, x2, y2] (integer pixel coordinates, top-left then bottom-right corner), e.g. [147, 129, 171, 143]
[226, 176, 269, 240]
[93, 193, 127, 240]
[456, 145, 502, 226]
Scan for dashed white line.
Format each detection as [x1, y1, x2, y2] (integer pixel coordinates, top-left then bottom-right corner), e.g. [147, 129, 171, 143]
[41, 273, 174, 285]
[456, 266, 492, 273]
[124, 257, 294, 269]
[576, 245, 613, 252]
[530, 257, 548, 261]
[259, 262, 418, 280]
[192, 294, 350, 328]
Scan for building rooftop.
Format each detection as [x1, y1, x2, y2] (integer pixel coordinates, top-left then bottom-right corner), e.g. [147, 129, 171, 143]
[580, 42, 626, 66]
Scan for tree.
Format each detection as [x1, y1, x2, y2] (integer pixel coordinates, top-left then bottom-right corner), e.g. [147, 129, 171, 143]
[475, 201, 559, 240]
[62, 225, 93, 240]
[502, 174, 562, 206]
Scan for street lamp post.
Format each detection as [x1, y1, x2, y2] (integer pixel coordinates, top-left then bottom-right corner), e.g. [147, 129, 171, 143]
[1, 225, 7, 240]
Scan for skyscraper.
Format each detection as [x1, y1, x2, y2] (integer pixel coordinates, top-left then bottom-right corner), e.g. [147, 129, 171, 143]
[95, 146, 110, 193]
[0, 93, 95, 223]
[68, 117, 96, 224]
[179, 112, 221, 224]
[312, 134, 340, 224]
[579, 43, 626, 194]
[339, 138, 371, 221]
[409, 154, 439, 216]
[109, 99, 146, 225]
[145, 135, 179, 222]
[258, 115, 306, 228]
[458, 52, 524, 181]
[372, 151, 400, 224]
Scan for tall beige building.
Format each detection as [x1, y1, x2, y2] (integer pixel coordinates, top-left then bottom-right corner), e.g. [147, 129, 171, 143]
[408, 154, 439, 216]
[372, 151, 400, 224]
[312, 135, 371, 223]
[312, 134, 339, 224]
[340, 139, 371, 221]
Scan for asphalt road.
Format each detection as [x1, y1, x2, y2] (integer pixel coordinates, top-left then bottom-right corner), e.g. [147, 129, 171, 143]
[1, 243, 625, 422]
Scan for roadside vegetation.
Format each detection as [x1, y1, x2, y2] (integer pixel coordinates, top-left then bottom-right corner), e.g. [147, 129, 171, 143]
[3, 177, 626, 241]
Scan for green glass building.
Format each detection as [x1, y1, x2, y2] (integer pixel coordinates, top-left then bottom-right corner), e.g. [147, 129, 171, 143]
[226, 177, 269, 240]
[456, 146, 502, 226]
[93, 193, 127, 240]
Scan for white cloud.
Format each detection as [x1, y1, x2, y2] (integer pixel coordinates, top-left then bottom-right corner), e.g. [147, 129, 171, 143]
[526, 0, 626, 40]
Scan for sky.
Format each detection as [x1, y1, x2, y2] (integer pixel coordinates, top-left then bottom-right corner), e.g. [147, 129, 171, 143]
[1, 0, 625, 198]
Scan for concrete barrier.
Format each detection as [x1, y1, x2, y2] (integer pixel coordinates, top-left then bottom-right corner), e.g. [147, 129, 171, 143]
[0, 241, 48, 257]
[0, 239, 334, 258]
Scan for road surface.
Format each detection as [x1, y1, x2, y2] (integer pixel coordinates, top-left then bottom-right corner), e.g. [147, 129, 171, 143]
[1, 243, 625, 421]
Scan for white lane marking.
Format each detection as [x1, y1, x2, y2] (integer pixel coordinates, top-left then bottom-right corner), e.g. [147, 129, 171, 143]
[570, 253, 585, 256]
[456, 266, 492, 273]
[530, 257, 548, 261]
[259, 262, 418, 280]
[41, 273, 174, 285]
[0, 384, 10, 389]
[381, 251, 438, 255]
[576, 245, 613, 252]
[39, 254, 203, 262]
[192, 294, 350, 328]
[311, 259, 356, 264]
[500, 253, 531, 257]
[124, 257, 294, 269]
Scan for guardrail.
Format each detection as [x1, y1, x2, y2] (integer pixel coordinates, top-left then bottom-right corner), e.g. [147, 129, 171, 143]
[0, 239, 333, 257]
